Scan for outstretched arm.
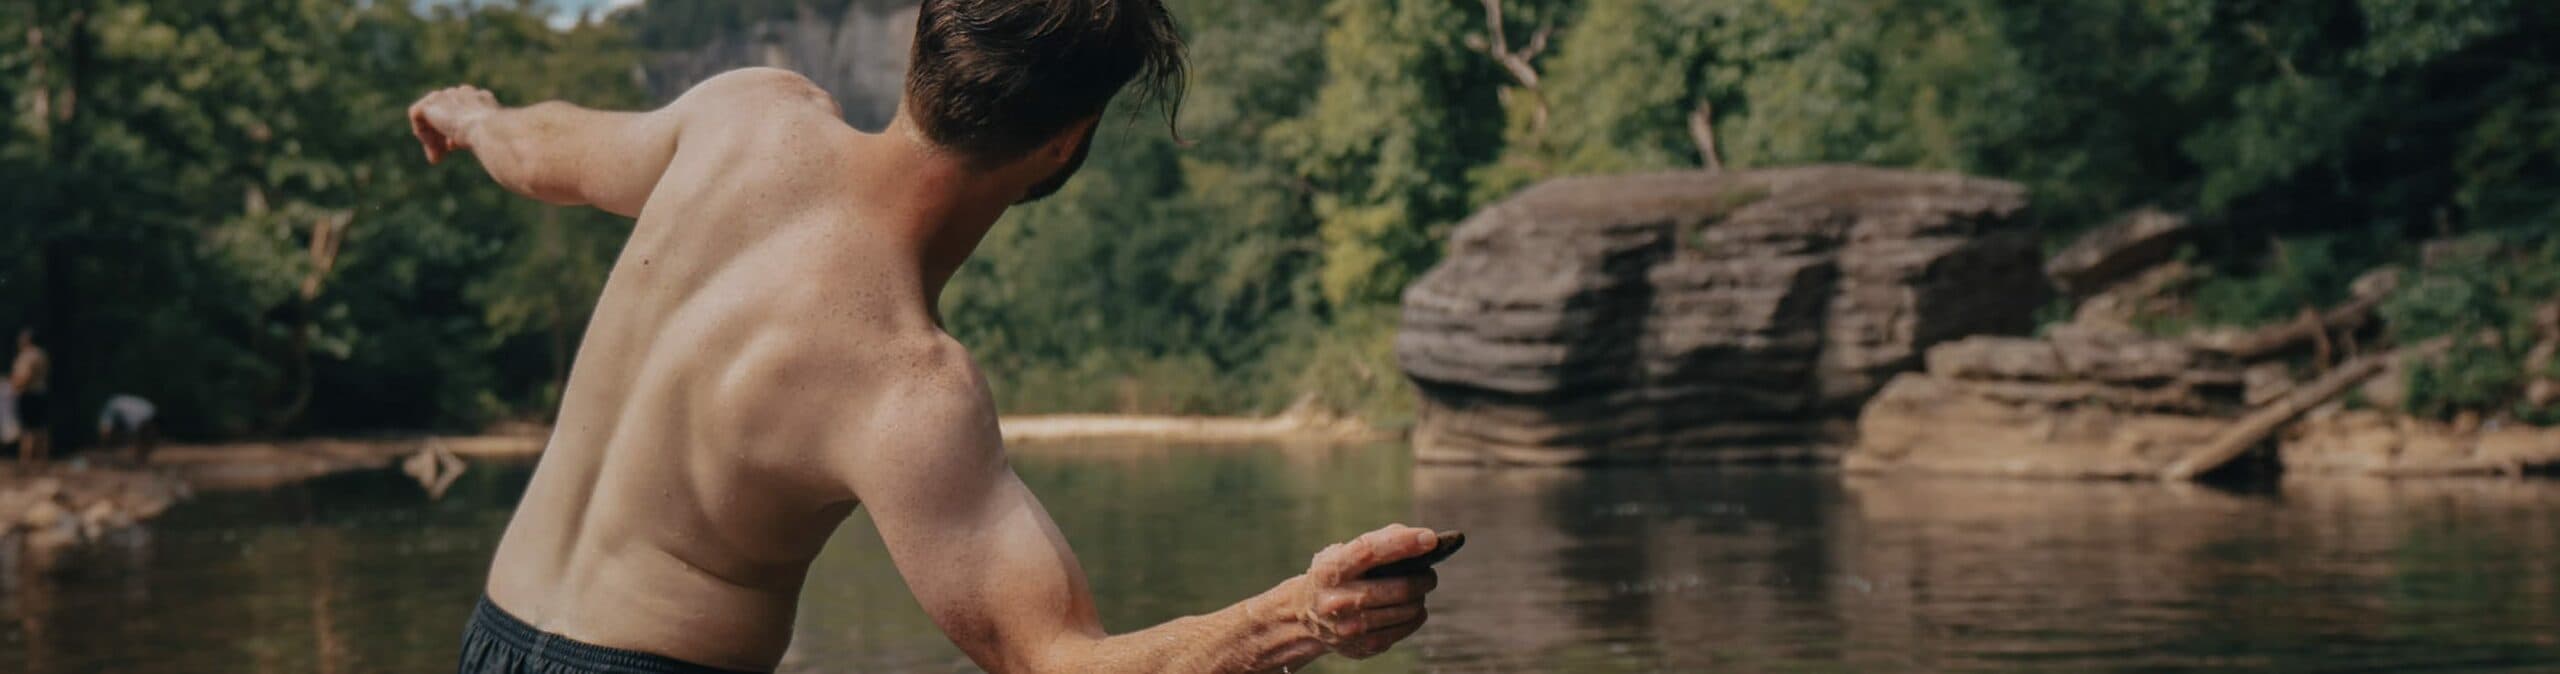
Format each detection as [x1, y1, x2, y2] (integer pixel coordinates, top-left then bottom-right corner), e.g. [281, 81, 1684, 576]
[407, 85, 680, 217]
[847, 360, 1442, 674]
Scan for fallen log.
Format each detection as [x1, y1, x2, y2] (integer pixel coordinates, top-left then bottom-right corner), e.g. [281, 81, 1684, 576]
[2161, 338, 2448, 480]
[2183, 291, 2385, 361]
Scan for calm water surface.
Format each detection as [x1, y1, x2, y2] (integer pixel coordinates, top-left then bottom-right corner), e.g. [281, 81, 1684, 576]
[5, 443, 2559, 672]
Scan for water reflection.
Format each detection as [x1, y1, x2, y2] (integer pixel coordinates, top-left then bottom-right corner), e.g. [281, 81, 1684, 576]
[3, 447, 2557, 672]
[1415, 468, 2560, 672]
[2, 464, 528, 673]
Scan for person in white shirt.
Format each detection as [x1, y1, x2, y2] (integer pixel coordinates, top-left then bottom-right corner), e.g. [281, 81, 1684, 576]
[97, 394, 159, 464]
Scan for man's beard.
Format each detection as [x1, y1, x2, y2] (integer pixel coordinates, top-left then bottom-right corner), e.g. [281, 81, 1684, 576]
[1016, 130, 1095, 205]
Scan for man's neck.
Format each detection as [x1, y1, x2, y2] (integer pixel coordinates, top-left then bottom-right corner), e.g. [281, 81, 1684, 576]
[866, 116, 1019, 310]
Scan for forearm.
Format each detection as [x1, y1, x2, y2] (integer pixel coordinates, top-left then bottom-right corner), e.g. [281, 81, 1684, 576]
[1046, 576, 1324, 674]
[455, 102, 603, 205]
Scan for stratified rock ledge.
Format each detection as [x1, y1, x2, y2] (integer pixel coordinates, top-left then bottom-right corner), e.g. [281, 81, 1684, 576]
[1400, 166, 2047, 465]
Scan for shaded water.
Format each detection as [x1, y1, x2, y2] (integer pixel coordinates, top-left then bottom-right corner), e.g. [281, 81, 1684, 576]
[6, 443, 2560, 672]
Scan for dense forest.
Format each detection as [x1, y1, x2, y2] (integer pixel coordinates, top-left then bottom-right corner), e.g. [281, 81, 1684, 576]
[4, 0, 2556, 440]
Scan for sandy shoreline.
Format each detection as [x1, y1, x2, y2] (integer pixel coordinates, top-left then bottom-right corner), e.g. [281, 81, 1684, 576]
[0, 409, 1382, 549]
[138, 404, 1383, 486]
[26, 407, 1375, 490]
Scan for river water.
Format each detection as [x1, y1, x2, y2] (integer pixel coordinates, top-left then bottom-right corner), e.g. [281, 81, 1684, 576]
[5, 443, 2558, 672]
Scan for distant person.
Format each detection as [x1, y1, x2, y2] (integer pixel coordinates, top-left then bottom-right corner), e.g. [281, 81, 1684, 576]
[408, 2, 1443, 673]
[12, 328, 48, 467]
[97, 394, 159, 465]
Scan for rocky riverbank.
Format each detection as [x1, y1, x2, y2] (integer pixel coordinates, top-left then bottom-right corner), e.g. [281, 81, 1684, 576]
[0, 433, 544, 552]
[1846, 208, 2560, 479]
[0, 468, 186, 550]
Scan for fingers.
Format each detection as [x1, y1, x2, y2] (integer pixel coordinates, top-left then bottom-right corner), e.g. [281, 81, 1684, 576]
[1336, 607, 1427, 660]
[1310, 524, 1439, 585]
[409, 99, 445, 164]
[1316, 571, 1438, 618]
[409, 85, 496, 164]
[1327, 602, 1424, 638]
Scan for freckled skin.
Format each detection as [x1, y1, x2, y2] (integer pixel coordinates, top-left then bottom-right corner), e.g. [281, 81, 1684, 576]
[408, 69, 1445, 673]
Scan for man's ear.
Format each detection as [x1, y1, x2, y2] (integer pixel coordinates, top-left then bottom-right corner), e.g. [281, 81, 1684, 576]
[1041, 117, 1101, 168]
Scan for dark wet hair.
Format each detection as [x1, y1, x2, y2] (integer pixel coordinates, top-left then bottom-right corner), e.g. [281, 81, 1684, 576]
[905, 0, 1186, 164]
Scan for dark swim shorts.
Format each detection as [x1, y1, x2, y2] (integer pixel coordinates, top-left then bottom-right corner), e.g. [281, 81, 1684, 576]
[14, 391, 45, 429]
[457, 597, 764, 674]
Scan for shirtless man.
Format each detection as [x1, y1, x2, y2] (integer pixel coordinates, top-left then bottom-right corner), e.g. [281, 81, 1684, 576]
[12, 329, 49, 467]
[410, 2, 1442, 673]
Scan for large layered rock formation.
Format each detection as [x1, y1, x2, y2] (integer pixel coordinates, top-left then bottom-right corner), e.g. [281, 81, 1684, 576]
[1399, 166, 2047, 465]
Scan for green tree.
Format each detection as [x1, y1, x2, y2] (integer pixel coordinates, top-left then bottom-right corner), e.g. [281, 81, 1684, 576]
[1272, 0, 1503, 309]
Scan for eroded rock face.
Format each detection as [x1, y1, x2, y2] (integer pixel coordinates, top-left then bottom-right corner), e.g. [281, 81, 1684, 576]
[1400, 166, 2046, 464]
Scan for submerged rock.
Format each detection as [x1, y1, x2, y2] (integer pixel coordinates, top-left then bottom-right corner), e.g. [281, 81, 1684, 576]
[1400, 166, 2046, 464]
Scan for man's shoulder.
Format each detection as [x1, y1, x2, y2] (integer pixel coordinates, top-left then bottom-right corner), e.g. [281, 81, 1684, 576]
[879, 332, 990, 409]
[766, 327, 985, 411]
[788, 330, 999, 473]
[674, 68, 844, 122]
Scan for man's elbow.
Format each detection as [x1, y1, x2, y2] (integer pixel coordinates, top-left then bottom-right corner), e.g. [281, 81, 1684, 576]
[973, 635, 1104, 674]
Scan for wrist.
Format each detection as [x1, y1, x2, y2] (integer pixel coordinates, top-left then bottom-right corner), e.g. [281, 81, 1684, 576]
[1251, 575, 1311, 635]
[443, 106, 495, 149]
[1239, 575, 1327, 673]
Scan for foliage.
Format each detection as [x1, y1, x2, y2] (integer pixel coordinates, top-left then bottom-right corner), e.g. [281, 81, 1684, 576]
[1271, 0, 1504, 308]
[1, 0, 643, 437]
[11, 0, 2560, 434]
[2381, 234, 2560, 422]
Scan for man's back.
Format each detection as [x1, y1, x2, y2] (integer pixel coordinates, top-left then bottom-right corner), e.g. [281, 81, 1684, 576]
[482, 70, 931, 669]
[418, 7, 1447, 669]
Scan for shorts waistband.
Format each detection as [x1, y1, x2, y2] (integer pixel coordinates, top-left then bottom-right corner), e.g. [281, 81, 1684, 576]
[467, 597, 765, 674]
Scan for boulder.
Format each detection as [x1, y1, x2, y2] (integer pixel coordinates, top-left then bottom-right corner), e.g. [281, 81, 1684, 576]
[2045, 208, 2192, 296]
[1401, 166, 2046, 464]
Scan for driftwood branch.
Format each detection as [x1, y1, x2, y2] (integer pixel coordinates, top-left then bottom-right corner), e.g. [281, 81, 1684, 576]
[1688, 100, 1722, 172]
[1469, 0, 1550, 138]
[2184, 288, 2388, 361]
[2161, 338, 2450, 480]
[300, 210, 350, 301]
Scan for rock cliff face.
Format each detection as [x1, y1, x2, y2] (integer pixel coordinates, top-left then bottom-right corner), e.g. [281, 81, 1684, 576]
[1398, 166, 2047, 465]
[643, 2, 920, 130]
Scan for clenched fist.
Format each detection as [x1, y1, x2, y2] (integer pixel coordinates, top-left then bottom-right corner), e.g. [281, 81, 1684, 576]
[407, 85, 500, 164]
